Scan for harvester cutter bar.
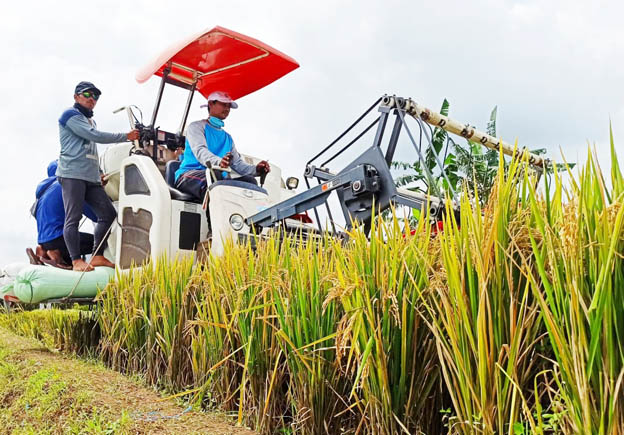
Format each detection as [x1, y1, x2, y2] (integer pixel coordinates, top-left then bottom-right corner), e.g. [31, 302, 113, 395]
[247, 144, 437, 230]
[246, 165, 365, 228]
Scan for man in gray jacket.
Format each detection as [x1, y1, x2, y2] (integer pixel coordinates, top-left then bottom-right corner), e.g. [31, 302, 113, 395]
[57, 81, 139, 272]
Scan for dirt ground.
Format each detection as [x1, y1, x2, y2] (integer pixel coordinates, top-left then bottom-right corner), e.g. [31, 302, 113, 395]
[0, 327, 255, 434]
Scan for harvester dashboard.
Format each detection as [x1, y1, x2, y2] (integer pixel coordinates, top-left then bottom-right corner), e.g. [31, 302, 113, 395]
[135, 123, 185, 151]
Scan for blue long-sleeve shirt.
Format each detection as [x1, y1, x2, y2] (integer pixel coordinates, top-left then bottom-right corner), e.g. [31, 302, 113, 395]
[175, 119, 257, 182]
[57, 107, 127, 183]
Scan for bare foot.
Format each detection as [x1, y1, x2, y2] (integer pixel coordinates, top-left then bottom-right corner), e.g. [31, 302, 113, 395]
[35, 245, 48, 260]
[26, 248, 44, 265]
[40, 257, 73, 270]
[90, 255, 115, 268]
[72, 258, 94, 272]
[47, 249, 67, 265]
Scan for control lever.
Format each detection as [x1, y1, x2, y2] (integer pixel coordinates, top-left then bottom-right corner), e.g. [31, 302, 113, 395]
[113, 106, 140, 148]
[259, 159, 269, 187]
[206, 159, 231, 184]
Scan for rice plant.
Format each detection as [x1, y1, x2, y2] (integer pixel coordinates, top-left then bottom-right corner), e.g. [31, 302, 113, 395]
[0, 308, 98, 356]
[269, 232, 350, 433]
[193, 239, 287, 432]
[527, 130, 624, 433]
[26, 132, 621, 434]
[419, 150, 546, 433]
[332, 213, 445, 434]
[98, 255, 196, 388]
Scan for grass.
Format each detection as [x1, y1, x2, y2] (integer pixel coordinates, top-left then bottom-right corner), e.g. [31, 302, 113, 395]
[0, 335, 131, 434]
[0, 325, 254, 434]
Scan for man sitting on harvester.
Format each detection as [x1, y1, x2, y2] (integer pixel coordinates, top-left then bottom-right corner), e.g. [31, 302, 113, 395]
[57, 81, 139, 272]
[174, 91, 271, 200]
[27, 160, 98, 269]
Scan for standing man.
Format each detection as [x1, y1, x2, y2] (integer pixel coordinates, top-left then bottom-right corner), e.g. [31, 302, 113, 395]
[57, 81, 139, 272]
[174, 91, 271, 200]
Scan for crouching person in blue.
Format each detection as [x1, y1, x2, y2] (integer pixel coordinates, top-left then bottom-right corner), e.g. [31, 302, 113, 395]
[27, 160, 97, 269]
[57, 81, 139, 272]
[174, 91, 271, 200]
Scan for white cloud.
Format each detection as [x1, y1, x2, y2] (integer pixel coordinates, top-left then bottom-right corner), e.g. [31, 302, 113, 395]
[0, 0, 623, 265]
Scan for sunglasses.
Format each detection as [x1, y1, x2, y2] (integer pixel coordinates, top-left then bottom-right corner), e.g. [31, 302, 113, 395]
[81, 91, 100, 101]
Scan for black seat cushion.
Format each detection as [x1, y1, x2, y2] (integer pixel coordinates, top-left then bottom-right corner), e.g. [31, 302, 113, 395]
[165, 160, 181, 187]
[168, 186, 203, 203]
[208, 179, 268, 195]
[165, 160, 202, 203]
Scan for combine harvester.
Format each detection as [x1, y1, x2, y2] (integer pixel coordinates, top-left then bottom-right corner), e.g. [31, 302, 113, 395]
[1, 26, 548, 307]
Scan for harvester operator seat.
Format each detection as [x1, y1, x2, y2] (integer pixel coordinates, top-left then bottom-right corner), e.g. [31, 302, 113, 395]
[164, 160, 202, 203]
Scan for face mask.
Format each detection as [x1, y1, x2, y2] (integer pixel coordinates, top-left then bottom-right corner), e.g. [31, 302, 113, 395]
[208, 117, 224, 128]
[73, 102, 93, 118]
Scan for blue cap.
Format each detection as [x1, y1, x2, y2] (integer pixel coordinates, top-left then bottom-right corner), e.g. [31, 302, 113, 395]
[74, 81, 101, 96]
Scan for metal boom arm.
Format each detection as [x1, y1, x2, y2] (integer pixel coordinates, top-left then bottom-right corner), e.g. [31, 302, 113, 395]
[383, 96, 549, 168]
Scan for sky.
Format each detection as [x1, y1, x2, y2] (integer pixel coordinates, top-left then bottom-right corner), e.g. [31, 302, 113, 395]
[1, 0, 623, 266]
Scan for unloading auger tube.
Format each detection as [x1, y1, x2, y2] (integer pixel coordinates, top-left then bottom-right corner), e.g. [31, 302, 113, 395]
[382, 96, 550, 169]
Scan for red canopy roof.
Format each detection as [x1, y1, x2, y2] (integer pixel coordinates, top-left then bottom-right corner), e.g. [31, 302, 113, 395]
[136, 26, 299, 101]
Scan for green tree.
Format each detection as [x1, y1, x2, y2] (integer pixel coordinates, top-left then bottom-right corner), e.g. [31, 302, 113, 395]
[392, 102, 571, 215]
[391, 99, 460, 197]
[454, 105, 500, 204]
[392, 99, 499, 205]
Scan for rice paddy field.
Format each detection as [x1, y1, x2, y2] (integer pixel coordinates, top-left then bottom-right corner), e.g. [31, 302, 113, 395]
[2, 138, 624, 434]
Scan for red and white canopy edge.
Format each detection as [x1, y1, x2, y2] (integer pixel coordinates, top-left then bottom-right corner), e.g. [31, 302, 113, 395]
[136, 26, 299, 100]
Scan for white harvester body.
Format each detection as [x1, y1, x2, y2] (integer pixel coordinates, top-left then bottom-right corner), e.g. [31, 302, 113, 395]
[99, 142, 303, 269]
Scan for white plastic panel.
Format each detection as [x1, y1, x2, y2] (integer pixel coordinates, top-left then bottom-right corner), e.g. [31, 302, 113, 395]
[208, 185, 270, 256]
[116, 155, 172, 269]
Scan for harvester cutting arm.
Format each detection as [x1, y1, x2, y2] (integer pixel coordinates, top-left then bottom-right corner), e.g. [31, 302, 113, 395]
[247, 144, 439, 231]
[247, 164, 375, 228]
[247, 94, 548, 234]
[382, 96, 550, 169]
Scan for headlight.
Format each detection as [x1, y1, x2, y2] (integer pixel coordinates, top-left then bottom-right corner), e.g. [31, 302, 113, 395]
[229, 214, 244, 231]
[286, 176, 299, 190]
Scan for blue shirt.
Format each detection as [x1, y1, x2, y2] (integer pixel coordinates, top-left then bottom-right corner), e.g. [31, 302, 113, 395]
[175, 118, 257, 182]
